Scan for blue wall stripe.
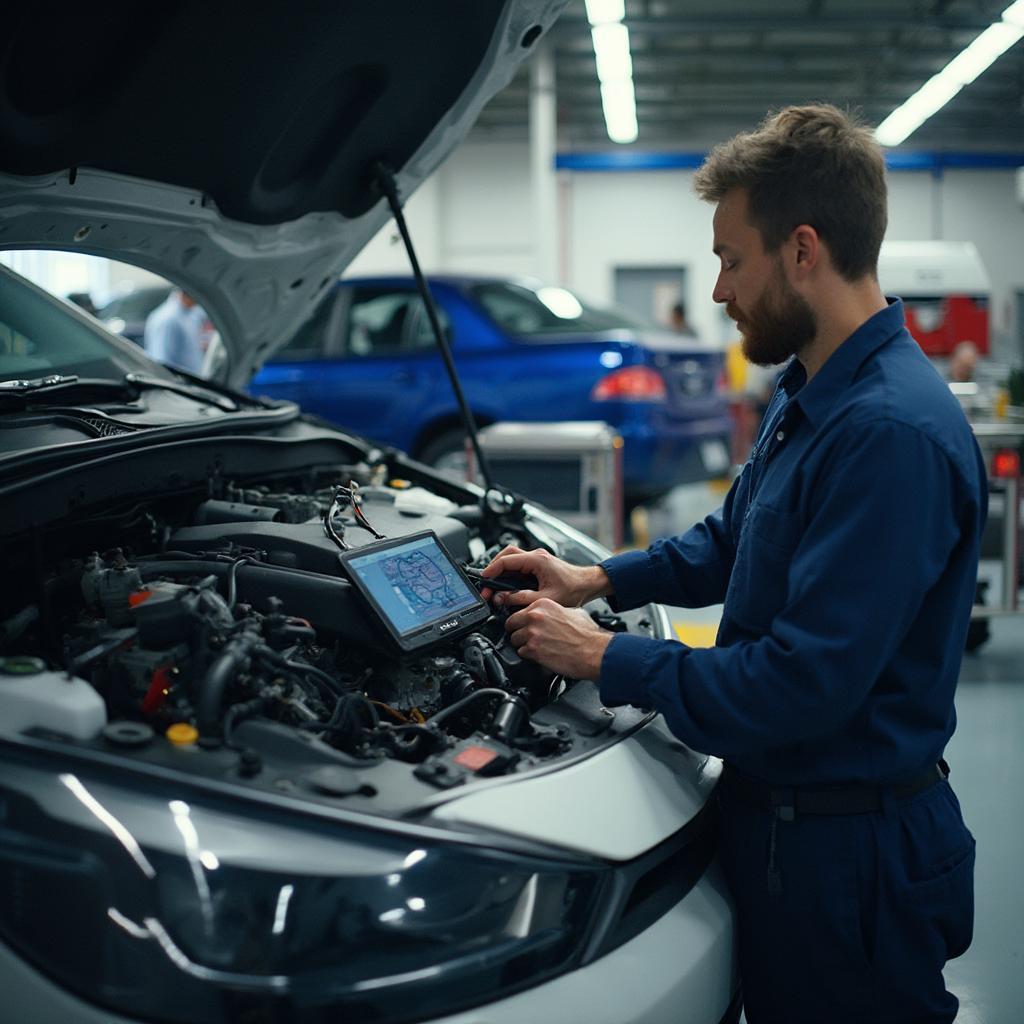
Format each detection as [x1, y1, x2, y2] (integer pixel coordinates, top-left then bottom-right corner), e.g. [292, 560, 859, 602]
[555, 151, 1024, 172]
[555, 152, 706, 171]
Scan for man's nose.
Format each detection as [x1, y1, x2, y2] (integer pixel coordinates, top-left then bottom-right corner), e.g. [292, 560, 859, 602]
[712, 273, 732, 305]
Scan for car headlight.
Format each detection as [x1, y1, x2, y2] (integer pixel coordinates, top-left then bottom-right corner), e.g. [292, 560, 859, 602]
[0, 763, 606, 1023]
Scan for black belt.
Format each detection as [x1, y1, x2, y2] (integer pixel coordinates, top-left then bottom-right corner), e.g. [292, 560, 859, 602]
[721, 759, 949, 819]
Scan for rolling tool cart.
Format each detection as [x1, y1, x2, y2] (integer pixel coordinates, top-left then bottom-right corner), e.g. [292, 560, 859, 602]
[968, 421, 1024, 647]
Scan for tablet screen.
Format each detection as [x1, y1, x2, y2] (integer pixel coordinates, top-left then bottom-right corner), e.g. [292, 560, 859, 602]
[340, 532, 488, 650]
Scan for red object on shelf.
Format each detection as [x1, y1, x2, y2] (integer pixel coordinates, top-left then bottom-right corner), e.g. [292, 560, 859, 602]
[903, 295, 989, 357]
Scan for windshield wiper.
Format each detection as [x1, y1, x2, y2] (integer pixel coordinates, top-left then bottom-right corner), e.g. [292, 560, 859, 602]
[0, 373, 237, 412]
[0, 374, 79, 393]
[124, 373, 238, 411]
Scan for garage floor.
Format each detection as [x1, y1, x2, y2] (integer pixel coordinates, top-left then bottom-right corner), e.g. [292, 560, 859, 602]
[641, 485, 1024, 1024]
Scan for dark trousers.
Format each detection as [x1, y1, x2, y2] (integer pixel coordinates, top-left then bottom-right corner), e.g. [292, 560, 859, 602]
[716, 779, 975, 1023]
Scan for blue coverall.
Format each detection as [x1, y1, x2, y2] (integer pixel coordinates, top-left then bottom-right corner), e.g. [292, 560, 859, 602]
[598, 300, 987, 1022]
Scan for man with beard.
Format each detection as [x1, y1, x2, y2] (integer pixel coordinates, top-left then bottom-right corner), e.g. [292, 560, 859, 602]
[482, 105, 985, 1023]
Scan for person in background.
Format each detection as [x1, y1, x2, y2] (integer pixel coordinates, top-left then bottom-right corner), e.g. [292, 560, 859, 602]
[483, 104, 984, 1023]
[668, 299, 698, 337]
[948, 339, 980, 383]
[143, 288, 205, 375]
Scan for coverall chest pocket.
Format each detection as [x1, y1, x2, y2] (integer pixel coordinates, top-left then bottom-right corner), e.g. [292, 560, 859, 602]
[727, 502, 802, 633]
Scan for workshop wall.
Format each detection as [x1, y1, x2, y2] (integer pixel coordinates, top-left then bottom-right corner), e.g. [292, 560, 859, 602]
[566, 168, 720, 340]
[568, 166, 1024, 358]
[943, 170, 1024, 363]
[346, 143, 535, 279]
[345, 140, 1024, 362]
[883, 170, 1024, 362]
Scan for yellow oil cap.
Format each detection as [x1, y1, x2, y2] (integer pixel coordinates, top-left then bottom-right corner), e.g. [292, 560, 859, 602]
[166, 723, 199, 746]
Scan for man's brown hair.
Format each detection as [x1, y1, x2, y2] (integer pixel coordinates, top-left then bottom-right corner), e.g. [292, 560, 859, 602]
[693, 104, 888, 281]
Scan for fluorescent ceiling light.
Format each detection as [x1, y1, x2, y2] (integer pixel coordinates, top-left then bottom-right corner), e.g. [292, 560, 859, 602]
[585, 0, 625, 25]
[876, 78, 964, 147]
[601, 79, 639, 144]
[1004, 0, 1024, 26]
[876, 2, 1024, 146]
[944, 21, 1024, 85]
[592, 23, 633, 82]
[585, 1, 637, 144]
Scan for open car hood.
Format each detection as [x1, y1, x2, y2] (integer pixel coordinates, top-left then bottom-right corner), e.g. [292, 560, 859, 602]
[0, 1, 565, 388]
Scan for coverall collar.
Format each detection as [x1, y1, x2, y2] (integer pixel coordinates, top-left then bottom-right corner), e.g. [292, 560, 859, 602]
[785, 298, 906, 428]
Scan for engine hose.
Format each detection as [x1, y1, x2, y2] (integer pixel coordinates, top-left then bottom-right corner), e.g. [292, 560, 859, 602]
[254, 645, 345, 699]
[428, 687, 508, 728]
[489, 693, 529, 741]
[197, 638, 255, 737]
[482, 648, 508, 688]
[227, 557, 254, 609]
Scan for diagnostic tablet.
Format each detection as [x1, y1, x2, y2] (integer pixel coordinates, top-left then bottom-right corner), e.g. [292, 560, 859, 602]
[338, 531, 490, 655]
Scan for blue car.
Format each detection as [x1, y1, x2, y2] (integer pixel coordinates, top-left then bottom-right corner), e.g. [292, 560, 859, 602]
[251, 276, 733, 504]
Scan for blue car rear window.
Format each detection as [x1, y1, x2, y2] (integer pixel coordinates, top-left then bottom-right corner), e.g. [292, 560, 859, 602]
[469, 282, 649, 336]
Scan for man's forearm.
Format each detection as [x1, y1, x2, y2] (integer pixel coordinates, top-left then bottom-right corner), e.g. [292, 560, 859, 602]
[575, 564, 614, 605]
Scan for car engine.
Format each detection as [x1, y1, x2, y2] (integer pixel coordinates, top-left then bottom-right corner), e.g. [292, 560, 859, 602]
[0, 453, 659, 811]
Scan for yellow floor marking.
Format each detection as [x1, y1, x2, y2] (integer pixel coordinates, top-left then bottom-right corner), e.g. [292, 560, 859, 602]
[709, 475, 733, 495]
[674, 623, 719, 648]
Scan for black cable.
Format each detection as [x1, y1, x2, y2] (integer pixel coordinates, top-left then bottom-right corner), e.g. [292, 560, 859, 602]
[372, 721, 440, 761]
[323, 493, 351, 550]
[297, 693, 349, 734]
[223, 697, 269, 751]
[427, 687, 508, 728]
[198, 637, 256, 736]
[301, 692, 381, 753]
[226, 556, 253, 609]
[254, 645, 345, 700]
[324, 482, 384, 548]
[343, 481, 385, 539]
[283, 658, 344, 699]
[351, 503, 384, 539]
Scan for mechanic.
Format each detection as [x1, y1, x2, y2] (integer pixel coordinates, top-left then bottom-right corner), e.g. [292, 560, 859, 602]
[143, 287, 205, 374]
[482, 104, 985, 1024]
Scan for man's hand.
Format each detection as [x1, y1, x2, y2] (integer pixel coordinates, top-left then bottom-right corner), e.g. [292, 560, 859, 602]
[505, 599, 614, 679]
[481, 545, 612, 609]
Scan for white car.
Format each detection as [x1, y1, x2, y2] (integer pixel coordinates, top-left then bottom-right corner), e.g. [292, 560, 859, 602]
[0, 4, 737, 1022]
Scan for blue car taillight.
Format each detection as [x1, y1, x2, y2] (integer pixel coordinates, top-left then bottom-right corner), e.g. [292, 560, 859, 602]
[590, 365, 667, 402]
[0, 764, 606, 1023]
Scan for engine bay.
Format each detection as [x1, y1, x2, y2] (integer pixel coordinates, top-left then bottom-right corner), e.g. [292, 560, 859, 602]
[0, 448, 659, 815]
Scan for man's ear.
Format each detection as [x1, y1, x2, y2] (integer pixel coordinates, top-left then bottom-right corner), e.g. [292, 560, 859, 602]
[789, 224, 820, 278]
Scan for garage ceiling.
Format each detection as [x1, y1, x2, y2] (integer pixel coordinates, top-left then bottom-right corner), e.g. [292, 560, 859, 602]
[476, 0, 1024, 151]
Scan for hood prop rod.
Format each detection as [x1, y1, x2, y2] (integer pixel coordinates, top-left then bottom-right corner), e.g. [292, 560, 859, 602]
[373, 162, 501, 505]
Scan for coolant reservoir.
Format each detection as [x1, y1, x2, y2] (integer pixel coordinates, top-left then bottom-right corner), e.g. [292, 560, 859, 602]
[0, 656, 107, 740]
